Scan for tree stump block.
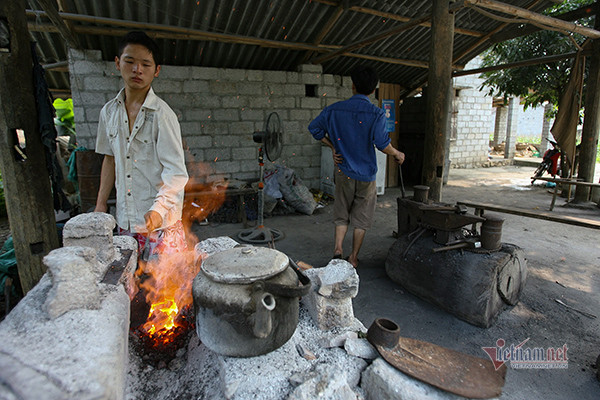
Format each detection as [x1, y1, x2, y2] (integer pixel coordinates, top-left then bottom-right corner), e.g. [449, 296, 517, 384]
[385, 232, 527, 328]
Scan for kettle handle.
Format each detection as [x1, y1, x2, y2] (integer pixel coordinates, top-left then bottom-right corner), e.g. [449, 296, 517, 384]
[263, 259, 312, 298]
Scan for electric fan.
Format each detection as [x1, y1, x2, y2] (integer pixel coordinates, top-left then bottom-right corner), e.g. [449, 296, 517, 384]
[237, 112, 285, 244]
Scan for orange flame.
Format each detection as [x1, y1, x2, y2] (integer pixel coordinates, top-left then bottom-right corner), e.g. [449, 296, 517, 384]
[135, 160, 229, 346]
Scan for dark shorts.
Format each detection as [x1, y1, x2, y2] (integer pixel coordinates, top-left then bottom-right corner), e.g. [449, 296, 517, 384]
[333, 168, 377, 230]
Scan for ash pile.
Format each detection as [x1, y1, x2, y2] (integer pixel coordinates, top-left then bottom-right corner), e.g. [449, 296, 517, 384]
[386, 185, 528, 328]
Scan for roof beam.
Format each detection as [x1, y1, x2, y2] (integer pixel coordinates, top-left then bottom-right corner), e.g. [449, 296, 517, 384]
[310, 1, 466, 66]
[35, 0, 80, 49]
[27, 11, 432, 69]
[453, 49, 592, 77]
[300, 5, 344, 64]
[490, 3, 598, 43]
[312, 0, 485, 37]
[465, 0, 600, 39]
[453, 0, 543, 64]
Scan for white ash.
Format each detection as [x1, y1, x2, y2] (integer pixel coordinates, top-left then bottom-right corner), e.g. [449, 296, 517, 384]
[126, 307, 368, 400]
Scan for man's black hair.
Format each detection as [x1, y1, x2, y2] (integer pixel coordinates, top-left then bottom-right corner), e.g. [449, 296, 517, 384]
[118, 31, 162, 66]
[350, 65, 379, 95]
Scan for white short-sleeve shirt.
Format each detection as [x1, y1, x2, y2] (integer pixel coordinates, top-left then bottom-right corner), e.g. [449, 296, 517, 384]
[96, 87, 188, 233]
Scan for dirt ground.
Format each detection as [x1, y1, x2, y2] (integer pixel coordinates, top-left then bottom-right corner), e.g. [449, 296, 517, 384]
[193, 163, 600, 399]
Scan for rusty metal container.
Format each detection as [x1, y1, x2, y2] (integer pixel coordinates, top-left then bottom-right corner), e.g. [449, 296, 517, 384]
[480, 213, 504, 251]
[413, 185, 430, 203]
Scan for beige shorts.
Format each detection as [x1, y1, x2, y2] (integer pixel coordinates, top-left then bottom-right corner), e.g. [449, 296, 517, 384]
[333, 168, 377, 230]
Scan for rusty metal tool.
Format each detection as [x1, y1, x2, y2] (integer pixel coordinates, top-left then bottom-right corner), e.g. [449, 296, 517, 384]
[398, 164, 406, 198]
[367, 318, 506, 399]
[432, 239, 482, 253]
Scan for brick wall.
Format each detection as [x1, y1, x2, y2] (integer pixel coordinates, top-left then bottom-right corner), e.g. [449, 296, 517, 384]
[68, 49, 353, 189]
[450, 57, 495, 168]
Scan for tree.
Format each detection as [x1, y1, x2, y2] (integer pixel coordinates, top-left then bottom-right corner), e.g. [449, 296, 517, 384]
[479, 0, 595, 113]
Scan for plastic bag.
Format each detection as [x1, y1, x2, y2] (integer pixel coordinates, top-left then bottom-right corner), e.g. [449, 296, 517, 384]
[275, 165, 317, 215]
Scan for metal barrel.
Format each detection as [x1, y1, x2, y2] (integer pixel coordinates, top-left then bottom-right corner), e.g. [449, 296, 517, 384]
[480, 213, 504, 251]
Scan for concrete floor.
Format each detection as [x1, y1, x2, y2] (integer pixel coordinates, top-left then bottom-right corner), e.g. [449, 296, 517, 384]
[192, 164, 600, 400]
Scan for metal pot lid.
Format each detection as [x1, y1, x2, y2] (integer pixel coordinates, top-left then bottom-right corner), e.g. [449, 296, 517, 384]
[201, 246, 289, 284]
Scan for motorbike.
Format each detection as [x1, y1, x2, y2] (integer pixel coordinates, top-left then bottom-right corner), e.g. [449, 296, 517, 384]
[531, 140, 561, 184]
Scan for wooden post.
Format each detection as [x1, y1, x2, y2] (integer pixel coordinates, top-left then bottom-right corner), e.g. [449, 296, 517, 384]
[422, 0, 454, 202]
[0, 0, 60, 293]
[575, 2, 600, 202]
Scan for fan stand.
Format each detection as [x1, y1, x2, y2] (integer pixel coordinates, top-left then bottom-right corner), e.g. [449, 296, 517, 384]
[237, 146, 284, 244]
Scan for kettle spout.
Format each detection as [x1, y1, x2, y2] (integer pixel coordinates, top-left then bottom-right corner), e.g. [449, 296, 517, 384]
[251, 292, 276, 339]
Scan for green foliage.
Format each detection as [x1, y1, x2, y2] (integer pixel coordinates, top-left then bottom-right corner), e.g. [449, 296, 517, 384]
[479, 0, 595, 111]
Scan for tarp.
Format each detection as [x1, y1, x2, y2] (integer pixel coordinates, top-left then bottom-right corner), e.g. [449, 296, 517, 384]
[550, 51, 585, 168]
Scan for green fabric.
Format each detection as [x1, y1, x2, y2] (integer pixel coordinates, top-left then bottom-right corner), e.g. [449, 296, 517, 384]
[67, 146, 88, 187]
[0, 237, 17, 296]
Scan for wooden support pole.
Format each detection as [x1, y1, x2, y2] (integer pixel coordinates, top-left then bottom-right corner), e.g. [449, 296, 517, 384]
[575, 1, 600, 202]
[0, 0, 60, 293]
[422, 0, 455, 202]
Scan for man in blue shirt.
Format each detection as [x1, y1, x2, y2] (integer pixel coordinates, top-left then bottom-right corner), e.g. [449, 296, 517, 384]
[308, 66, 405, 268]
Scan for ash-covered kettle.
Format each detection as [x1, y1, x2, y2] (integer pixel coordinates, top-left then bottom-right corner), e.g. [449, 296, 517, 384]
[192, 246, 311, 357]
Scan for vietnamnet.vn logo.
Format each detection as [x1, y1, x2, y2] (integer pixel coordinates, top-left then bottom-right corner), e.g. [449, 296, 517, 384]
[482, 338, 568, 370]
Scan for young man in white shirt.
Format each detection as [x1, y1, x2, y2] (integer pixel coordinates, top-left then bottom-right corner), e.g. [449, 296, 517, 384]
[95, 31, 189, 256]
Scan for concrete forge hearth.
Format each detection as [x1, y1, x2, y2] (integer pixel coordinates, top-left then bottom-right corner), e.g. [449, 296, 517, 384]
[0, 213, 493, 400]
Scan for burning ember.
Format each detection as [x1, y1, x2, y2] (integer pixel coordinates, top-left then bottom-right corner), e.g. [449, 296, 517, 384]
[133, 250, 199, 351]
[131, 161, 229, 363]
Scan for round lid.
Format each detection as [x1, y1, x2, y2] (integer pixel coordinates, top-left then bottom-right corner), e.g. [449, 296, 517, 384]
[201, 246, 289, 284]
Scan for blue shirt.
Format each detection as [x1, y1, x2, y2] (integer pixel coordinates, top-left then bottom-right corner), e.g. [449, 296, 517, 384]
[308, 94, 390, 182]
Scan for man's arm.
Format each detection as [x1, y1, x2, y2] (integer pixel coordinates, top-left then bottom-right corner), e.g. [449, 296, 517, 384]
[320, 137, 343, 165]
[381, 143, 405, 165]
[94, 155, 115, 213]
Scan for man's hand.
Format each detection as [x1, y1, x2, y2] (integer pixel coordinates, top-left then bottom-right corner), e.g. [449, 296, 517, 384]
[394, 150, 405, 165]
[144, 210, 163, 232]
[332, 150, 343, 165]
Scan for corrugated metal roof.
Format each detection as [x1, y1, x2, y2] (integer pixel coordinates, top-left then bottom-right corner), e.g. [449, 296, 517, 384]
[25, 0, 568, 98]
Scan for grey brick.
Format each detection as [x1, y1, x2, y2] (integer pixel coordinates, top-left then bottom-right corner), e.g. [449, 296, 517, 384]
[152, 79, 183, 93]
[221, 95, 244, 108]
[284, 84, 305, 97]
[247, 70, 264, 82]
[241, 109, 265, 121]
[214, 160, 241, 174]
[85, 107, 102, 122]
[183, 80, 210, 93]
[194, 95, 221, 108]
[202, 122, 230, 135]
[301, 144, 321, 157]
[297, 64, 323, 74]
[271, 97, 295, 108]
[213, 109, 240, 121]
[160, 93, 194, 108]
[247, 97, 272, 109]
[213, 134, 240, 147]
[69, 48, 102, 62]
[264, 71, 287, 83]
[192, 67, 219, 80]
[232, 147, 258, 160]
[290, 109, 312, 121]
[287, 72, 300, 83]
[159, 66, 191, 80]
[235, 171, 258, 181]
[184, 135, 213, 149]
[238, 82, 266, 96]
[180, 122, 204, 136]
[84, 76, 120, 92]
[301, 98, 322, 109]
[240, 159, 259, 172]
[184, 109, 212, 122]
[72, 92, 107, 106]
[206, 147, 231, 162]
[222, 68, 246, 81]
[323, 74, 335, 85]
[301, 72, 322, 85]
[265, 83, 285, 96]
[230, 121, 255, 135]
[210, 81, 238, 95]
[72, 60, 105, 75]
